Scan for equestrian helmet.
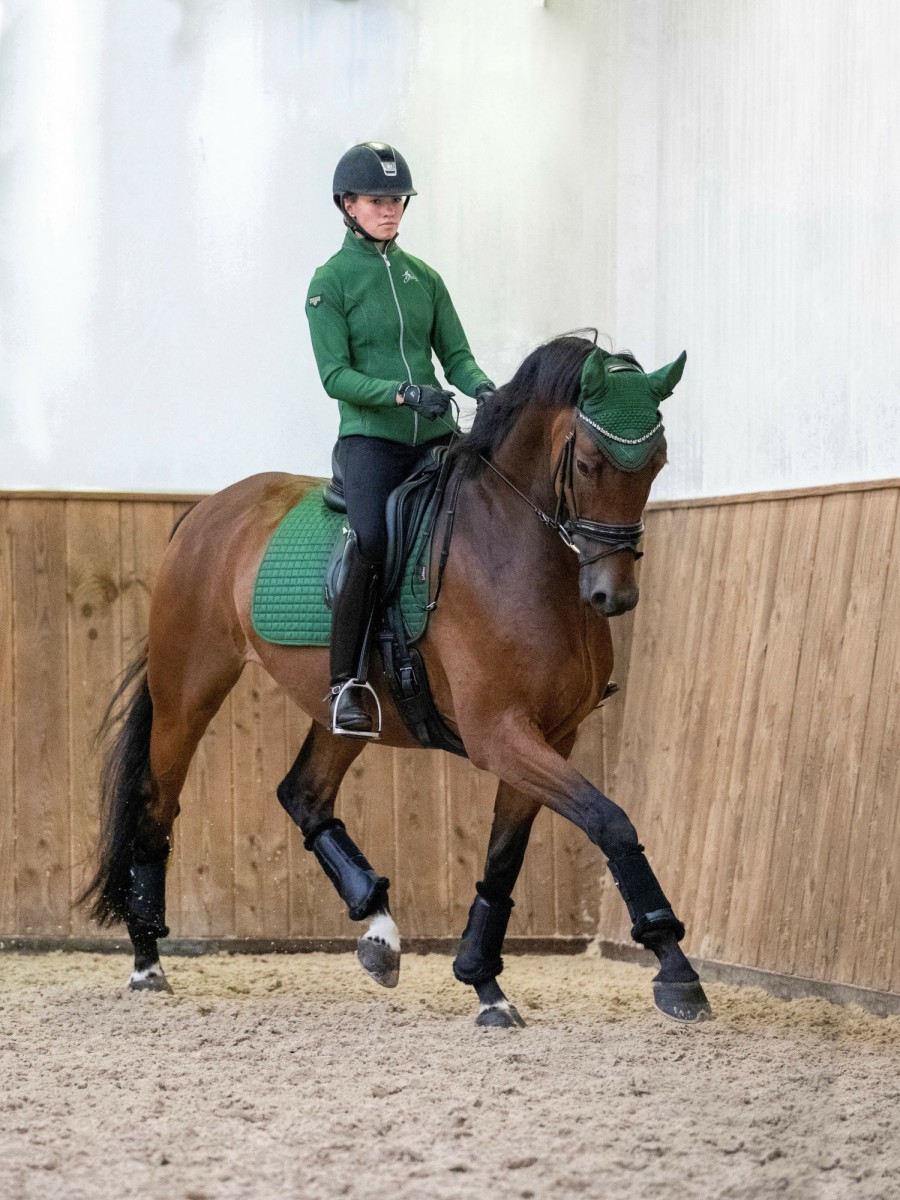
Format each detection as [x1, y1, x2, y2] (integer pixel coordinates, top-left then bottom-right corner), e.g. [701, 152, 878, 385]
[332, 142, 417, 211]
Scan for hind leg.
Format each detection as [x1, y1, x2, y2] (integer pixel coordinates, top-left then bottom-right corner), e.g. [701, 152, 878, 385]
[128, 653, 242, 992]
[277, 721, 401, 987]
[125, 709, 215, 991]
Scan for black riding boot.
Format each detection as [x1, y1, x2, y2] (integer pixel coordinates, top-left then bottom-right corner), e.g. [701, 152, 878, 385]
[329, 535, 378, 734]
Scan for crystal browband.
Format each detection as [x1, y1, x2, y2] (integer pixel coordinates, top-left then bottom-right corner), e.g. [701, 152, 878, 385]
[578, 411, 664, 446]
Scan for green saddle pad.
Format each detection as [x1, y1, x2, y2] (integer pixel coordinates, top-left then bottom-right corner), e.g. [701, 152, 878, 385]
[252, 487, 434, 646]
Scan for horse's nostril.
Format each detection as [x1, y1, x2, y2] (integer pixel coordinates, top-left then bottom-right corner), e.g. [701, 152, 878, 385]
[593, 591, 607, 608]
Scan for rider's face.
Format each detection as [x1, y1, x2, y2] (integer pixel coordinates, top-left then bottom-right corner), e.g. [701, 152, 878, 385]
[344, 195, 406, 240]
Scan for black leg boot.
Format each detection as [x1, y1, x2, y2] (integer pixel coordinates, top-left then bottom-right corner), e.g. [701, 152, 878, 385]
[329, 534, 377, 734]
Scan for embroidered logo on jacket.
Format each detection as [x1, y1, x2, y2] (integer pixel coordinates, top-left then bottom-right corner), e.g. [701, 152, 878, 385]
[402, 270, 417, 284]
[308, 296, 322, 307]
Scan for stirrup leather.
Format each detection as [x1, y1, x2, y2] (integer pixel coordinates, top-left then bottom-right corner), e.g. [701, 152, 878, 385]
[329, 679, 383, 740]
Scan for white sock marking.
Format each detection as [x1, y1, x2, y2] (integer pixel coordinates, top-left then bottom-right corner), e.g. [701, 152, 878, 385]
[478, 999, 512, 1016]
[130, 963, 164, 984]
[362, 909, 400, 953]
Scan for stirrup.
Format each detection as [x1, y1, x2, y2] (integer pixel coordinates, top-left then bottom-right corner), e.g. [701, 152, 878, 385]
[329, 679, 383, 740]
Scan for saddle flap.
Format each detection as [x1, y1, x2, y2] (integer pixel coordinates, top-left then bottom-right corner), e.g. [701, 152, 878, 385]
[323, 442, 347, 513]
[381, 447, 447, 601]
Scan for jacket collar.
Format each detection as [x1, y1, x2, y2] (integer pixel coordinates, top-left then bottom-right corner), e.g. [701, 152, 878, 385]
[341, 228, 399, 257]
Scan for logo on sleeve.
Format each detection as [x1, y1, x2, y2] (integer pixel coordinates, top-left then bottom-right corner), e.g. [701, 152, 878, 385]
[308, 295, 322, 307]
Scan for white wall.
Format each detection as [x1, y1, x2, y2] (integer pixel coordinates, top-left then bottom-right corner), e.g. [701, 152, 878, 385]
[0, 0, 618, 490]
[631, 0, 900, 498]
[1, 0, 898, 496]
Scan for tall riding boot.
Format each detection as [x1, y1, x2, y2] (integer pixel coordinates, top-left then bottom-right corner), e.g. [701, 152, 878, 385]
[329, 535, 378, 734]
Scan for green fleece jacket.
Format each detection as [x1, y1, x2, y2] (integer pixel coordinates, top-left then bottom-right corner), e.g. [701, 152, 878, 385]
[306, 230, 492, 445]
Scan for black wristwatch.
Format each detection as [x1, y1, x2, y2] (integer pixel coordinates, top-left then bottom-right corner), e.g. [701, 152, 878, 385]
[399, 381, 421, 406]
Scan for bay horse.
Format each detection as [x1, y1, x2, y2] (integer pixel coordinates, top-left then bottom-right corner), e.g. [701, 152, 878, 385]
[83, 334, 712, 1027]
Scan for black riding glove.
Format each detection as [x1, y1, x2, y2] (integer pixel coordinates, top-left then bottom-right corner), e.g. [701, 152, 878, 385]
[475, 382, 497, 406]
[399, 382, 453, 420]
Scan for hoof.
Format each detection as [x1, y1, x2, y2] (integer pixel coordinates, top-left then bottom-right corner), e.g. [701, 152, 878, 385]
[476, 1001, 526, 1029]
[128, 966, 173, 994]
[357, 936, 400, 989]
[653, 979, 712, 1023]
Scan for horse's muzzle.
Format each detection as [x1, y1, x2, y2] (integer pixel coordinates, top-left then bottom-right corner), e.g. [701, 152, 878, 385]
[588, 584, 639, 617]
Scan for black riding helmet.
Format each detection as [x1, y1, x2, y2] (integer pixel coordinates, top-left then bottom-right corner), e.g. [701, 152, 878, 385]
[333, 142, 416, 241]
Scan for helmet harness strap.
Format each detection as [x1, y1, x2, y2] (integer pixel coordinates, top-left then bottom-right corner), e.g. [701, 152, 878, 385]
[340, 195, 411, 244]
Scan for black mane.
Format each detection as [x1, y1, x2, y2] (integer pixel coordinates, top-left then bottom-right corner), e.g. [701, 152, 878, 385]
[450, 335, 596, 474]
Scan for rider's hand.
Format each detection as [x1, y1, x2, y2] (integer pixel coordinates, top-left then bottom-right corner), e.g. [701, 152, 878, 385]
[399, 383, 454, 420]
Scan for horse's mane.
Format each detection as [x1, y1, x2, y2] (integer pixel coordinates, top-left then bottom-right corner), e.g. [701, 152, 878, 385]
[450, 334, 642, 475]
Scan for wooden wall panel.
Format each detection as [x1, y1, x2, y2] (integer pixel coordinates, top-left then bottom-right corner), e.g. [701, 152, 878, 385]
[66, 500, 123, 936]
[445, 754, 495, 934]
[605, 483, 900, 997]
[231, 665, 291, 939]
[0, 502, 15, 931]
[0, 484, 897, 998]
[10, 501, 70, 936]
[283, 703, 317, 938]
[177, 695, 235, 938]
[393, 749, 450, 937]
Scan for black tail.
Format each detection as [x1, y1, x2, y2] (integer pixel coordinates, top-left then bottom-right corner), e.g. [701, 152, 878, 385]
[79, 645, 154, 926]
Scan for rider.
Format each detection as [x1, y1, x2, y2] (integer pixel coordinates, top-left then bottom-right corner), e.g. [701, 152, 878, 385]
[306, 141, 496, 735]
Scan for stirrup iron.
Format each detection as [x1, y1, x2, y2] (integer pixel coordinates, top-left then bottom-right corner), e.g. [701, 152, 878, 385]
[330, 679, 383, 740]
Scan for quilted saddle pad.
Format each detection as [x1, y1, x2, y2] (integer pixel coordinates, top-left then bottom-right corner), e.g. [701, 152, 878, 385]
[251, 487, 434, 646]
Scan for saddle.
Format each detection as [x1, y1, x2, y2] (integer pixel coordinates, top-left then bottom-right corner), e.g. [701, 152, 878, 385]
[323, 445, 466, 758]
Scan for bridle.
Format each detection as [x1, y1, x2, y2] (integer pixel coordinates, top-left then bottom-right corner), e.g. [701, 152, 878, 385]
[549, 420, 645, 566]
[429, 358, 652, 605]
[473, 359, 649, 569]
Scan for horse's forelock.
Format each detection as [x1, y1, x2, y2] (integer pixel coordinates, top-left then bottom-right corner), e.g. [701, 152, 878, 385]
[452, 335, 596, 472]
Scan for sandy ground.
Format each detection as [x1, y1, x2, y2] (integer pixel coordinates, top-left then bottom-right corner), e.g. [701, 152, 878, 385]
[0, 950, 898, 1200]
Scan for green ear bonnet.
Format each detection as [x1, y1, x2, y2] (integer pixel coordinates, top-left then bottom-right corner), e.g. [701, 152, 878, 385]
[577, 349, 686, 471]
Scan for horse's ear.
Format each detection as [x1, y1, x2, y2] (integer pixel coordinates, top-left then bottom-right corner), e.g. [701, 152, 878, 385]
[646, 350, 687, 399]
[580, 349, 609, 405]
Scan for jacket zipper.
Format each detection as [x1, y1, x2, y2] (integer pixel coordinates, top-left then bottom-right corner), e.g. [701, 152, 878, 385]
[380, 250, 418, 444]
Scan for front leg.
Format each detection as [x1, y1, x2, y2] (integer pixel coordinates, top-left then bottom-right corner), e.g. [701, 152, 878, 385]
[465, 716, 712, 1023]
[454, 774, 562, 1029]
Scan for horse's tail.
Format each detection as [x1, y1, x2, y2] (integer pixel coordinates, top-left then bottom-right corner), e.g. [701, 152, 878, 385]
[79, 644, 154, 926]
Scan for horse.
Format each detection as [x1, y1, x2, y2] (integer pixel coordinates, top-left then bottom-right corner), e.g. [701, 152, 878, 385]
[82, 333, 712, 1027]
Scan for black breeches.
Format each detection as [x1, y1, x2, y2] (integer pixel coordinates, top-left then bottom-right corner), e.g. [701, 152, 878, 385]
[340, 435, 448, 564]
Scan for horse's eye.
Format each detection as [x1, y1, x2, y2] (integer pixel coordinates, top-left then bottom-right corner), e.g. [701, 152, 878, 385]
[576, 460, 590, 476]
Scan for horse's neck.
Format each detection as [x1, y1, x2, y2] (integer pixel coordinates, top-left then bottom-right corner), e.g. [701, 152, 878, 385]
[456, 403, 576, 590]
[488, 403, 560, 517]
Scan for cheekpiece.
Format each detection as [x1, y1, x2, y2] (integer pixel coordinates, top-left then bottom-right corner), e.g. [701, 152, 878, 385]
[577, 349, 687, 472]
